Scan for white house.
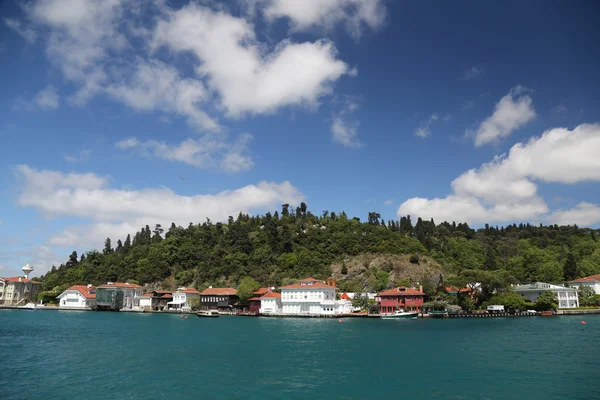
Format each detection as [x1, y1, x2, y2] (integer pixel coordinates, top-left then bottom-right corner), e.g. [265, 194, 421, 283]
[57, 285, 96, 310]
[569, 274, 600, 295]
[279, 277, 352, 315]
[259, 291, 282, 314]
[513, 282, 579, 308]
[168, 287, 200, 310]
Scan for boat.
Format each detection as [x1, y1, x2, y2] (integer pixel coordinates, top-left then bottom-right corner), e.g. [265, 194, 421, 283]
[196, 310, 220, 318]
[541, 311, 554, 316]
[381, 309, 418, 319]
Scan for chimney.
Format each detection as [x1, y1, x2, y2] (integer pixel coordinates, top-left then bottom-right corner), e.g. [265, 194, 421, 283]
[419, 285, 423, 293]
[87, 284, 92, 288]
[209, 286, 213, 289]
[327, 277, 337, 288]
[19, 277, 22, 282]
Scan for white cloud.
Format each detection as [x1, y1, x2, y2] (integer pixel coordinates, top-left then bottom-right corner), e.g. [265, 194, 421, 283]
[414, 113, 439, 138]
[15, 165, 304, 248]
[462, 65, 485, 81]
[34, 85, 60, 110]
[64, 149, 91, 163]
[331, 99, 361, 147]
[152, 3, 351, 117]
[398, 123, 600, 225]
[549, 202, 600, 226]
[258, 0, 386, 37]
[105, 60, 219, 131]
[116, 133, 253, 172]
[472, 87, 536, 147]
[5, 18, 37, 44]
[384, 200, 393, 206]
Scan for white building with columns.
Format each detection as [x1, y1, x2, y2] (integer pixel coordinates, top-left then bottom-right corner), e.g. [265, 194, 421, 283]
[513, 282, 579, 308]
[279, 277, 352, 316]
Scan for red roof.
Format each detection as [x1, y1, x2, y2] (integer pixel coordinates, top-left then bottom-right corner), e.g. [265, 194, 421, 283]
[1, 277, 41, 284]
[97, 282, 142, 289]
[65, 285, 96, 299]
[445, 286, 473, 293]
[279, 281, 336, 290]
[261, 291, 281, 299]
[200, 287, 237, 295]
[160, 294, 173, 298]
[248, 297, 262, 301]
[143, 293, 154, 297]
[253, 287, 270, 295]
[378, 287, 423, 297]
[570, 274, 600, 283]
[340, 292, 351, 300]
[181, 288, 200, 294]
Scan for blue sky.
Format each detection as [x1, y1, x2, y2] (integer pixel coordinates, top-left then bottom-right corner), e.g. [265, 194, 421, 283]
[1, 0, 600, 277]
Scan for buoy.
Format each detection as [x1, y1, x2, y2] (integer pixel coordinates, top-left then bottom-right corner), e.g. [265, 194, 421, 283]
[581, 320, 587, 325]
[338, 319, 343, 323]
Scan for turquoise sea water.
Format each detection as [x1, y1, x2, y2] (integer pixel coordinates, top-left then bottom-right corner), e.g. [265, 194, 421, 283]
[1, 310, 599, 400]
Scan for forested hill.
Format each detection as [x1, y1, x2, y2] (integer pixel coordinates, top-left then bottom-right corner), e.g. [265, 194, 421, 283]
[37, 203, 600, 294]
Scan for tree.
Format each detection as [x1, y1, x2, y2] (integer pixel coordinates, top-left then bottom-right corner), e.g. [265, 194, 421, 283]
[123, 234, 131, 251]
[578, 285, 596, 306]
[341, 262, 348, 275]
[237, 276, 260, 305]
[188, 296, 201, 311]
[563, 253, 578, 281]
[535, 290, 558, 311]
[66, 251, 78, 268]
[487, 292, 527, 312]
[103, 238, 113, 255]
[115, 240, 123, 254]
[351, 292, 370, 311]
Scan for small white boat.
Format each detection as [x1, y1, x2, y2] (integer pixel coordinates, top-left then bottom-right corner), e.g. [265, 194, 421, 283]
[196, 310, 220, 318]
[381, 309, 418, 319]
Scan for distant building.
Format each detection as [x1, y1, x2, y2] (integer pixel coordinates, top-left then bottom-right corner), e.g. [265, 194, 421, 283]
[168, 288, 201, 311]
[259, 291, 282, 314]
[569, 274, 600, 294]
[279, 277, 352, 315]
[199, 287, 238, 311]
[139, 290, 173, 311]
[95, 282, 144, 311]
[0, 263, 42, 306]
[513, 282, 579, 308]
[57, 285, 96, 310]
[376, 286, 424, 314]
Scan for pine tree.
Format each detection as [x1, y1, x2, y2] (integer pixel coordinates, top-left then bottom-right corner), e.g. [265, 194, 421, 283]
[103, 237, 113, 255]
[564, 253, 578, 281]
[66, 251, 78, 268]
[115, 239, 123, 253]
[124, 234, 131, 251]
[341, 262, 348, 275]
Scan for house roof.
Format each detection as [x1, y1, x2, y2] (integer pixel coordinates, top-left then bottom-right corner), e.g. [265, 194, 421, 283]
[160, 293, 173, 298]
[200, 287, 237, 295]
[1, 277, 41, 284]
[97, 282, 142, 289]
[445, 286, 473, 294]
[143, 293, 154, 297]
[279, 281, 336, 290]
[261, 291, 281, 299]
[253, 287, 270, 295]
[248, 297, 262, 301]
[570, 274, 600, 284]
[513, 282, 577, 292]
[340, 292, 351, 300]
[378, 287, 423, 297]
[61, 285, 96, 299]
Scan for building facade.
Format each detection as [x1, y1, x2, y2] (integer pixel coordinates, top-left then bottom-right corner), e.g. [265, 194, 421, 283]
[513, 282, 579, 308]
[569, 274, 600, 295]
[279, 277, 352, 315]
[57, 285, 96, 310]
[168, 288, 200, 310]
[199, 287, 238, 311]
[139, 290, 173, 311]
[248, 287, 270, 313]
[95, 282, 144, 311]
[259, 291, 282, 314]
[376, 286, 424, 314]
[0, 277, 42, 306]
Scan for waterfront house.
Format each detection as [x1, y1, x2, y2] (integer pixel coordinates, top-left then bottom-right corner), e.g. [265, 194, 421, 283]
[139, 290, 173, 311]
[57, 285, 96, 310]
[199, 287, 238, 311]
[259, 291, 282, 314]
[248, 287, 272, 313]
[376, 286, 424, 314]
[279, 277, 352, 315]
[513, 282, 579, 308]
[569, 274, 600, 294]
[168, 288, 201, 310]
[95, 282, 144, 311]
[0, 263, 41, 306]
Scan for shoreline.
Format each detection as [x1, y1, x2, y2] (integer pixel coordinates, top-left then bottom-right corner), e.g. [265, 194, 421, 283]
[2, 305, 600, 318]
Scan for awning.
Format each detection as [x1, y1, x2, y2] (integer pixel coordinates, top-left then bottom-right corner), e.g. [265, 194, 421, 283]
[167, 300, 186, 305]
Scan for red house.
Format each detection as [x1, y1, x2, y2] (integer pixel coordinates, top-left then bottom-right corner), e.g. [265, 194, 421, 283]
[248, 287, 271, 313]
[377, 286, 424, 314]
